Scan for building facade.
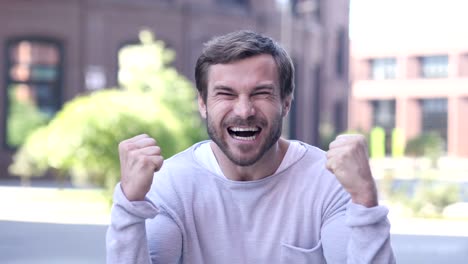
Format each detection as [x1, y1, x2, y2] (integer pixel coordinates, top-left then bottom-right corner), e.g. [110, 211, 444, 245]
[349, 38, 468, 157]
[0, 0, 349, 177]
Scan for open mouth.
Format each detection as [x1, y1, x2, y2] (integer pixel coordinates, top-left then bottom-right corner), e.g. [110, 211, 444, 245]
[227, 126, 261, 141]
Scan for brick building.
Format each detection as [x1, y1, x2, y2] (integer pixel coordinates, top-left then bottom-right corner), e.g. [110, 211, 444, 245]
[349, 36, 468, 157]
[0, 0, 349, 177]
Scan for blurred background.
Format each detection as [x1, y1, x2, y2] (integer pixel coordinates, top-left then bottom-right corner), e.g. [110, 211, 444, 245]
[0, 0, 467, 263]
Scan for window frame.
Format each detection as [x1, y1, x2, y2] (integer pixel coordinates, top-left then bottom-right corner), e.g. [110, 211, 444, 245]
[420, 98, 448, 151]
[418, 55, 449, 79]
[369, 57, 397, 80]
[3, 36, 64, 149]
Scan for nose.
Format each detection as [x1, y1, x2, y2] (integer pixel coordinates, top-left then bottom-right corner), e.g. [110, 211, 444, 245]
[233, 96, 256, 119]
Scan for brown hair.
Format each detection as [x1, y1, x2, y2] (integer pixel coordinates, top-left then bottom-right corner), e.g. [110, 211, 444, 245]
[195, 30, 295, 102]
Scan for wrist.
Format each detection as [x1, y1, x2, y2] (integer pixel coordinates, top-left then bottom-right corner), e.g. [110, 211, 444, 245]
[121, 183, 147, 201]
[349, 182, 378, 208]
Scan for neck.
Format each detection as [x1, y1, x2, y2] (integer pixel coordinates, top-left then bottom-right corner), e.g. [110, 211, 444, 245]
[210, 138, 290, 181]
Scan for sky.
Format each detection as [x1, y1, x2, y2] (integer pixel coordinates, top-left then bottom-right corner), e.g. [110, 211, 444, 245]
[349, 0, 468, 43]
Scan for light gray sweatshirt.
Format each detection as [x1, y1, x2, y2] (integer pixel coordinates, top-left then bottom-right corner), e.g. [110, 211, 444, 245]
[106, 141, 395, 263]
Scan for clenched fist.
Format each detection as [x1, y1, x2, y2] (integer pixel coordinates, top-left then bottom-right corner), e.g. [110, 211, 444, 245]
[326, 134, 378, 208]
[119, 134, 164, 201]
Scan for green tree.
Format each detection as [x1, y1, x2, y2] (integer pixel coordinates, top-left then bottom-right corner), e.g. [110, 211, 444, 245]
[9, 30, 207, 192]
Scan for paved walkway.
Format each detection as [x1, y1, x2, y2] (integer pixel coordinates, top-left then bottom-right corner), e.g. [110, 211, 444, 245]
[1, 178, 468, 264]
[390, 216, 468, 237]
[0, 179, 109, 226]
[0, 220, 106, 264]
[1, 178, 467, 236]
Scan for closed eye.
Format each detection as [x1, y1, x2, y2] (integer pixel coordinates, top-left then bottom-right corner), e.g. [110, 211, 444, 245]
[252, 91, 274, 99]
[252, 84, 275, 98]
[253, 92, 271, 96]
[213, 85, 236, 98]
[216, 92, 236, 97]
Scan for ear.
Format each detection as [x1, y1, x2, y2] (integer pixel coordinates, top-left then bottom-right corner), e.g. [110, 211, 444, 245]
[281, 95, 293, 117]
[197, 92, 207, 119]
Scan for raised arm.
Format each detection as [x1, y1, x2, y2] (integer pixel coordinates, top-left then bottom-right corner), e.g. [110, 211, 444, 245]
[325, 134, 396, 263]
[106, 134, 182, 264]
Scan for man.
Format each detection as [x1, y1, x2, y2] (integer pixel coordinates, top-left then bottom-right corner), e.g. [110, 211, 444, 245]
[107, 30, 395, 263]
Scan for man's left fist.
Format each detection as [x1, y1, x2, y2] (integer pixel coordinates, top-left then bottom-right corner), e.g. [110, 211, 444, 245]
[326, 134, 378, 207]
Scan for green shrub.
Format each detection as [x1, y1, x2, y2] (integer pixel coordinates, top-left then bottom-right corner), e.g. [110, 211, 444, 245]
[386, 177, 461, 218]
[9, 127, 50, 184]
[405, 132, 443, 156]
[405, 132, 443, 167]
[410, 181, 460, 217]
[10, 87, 206, 190]
[6, 87, 49, 147]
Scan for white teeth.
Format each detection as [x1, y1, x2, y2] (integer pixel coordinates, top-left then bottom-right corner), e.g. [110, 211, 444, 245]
[233, 135, 256, 141]
[228, 127, 260, 141]
[230, 127, 259, 132]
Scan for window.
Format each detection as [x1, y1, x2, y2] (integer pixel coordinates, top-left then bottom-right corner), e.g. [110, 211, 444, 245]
[421, 98, 448, 150]
[419, 55, 448, 78]
[372, 100, 396, 130]
[4, 38, 63, 148]
[370, 58, 397, 80]
[291, 0, 320, 20]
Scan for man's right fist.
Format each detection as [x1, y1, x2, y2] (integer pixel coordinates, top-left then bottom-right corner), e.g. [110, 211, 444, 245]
[118, 134, 164, 201]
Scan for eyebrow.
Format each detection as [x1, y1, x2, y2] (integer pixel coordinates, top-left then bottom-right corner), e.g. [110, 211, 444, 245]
[212, 83, 276, 93]
[213, 85, 234, 92]
[254, 84, 275, 91]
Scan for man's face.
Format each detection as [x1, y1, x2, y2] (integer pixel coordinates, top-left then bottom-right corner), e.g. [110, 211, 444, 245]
[198, 54, 291, 166]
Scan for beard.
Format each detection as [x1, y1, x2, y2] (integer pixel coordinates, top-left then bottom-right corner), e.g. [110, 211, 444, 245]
[206, 112, 283, 167]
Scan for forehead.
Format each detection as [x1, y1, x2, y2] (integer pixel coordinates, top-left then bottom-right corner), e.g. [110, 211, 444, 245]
[207, 54, 279, 89]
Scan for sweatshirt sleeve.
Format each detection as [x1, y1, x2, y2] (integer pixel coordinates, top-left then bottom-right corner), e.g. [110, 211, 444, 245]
[106, 183, 182, 264]
[344, 202, 396, 264]
[321, 201, 396, 264]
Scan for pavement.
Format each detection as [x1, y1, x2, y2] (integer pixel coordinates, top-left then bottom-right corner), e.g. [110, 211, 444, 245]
[1, 178, 467, 237]
[391, 233, 468, 264]
[1, 178, 468, 264]
[0, 220, 107, 264]
[389, 216, 468, 237]
[0, 186, 109, 226]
